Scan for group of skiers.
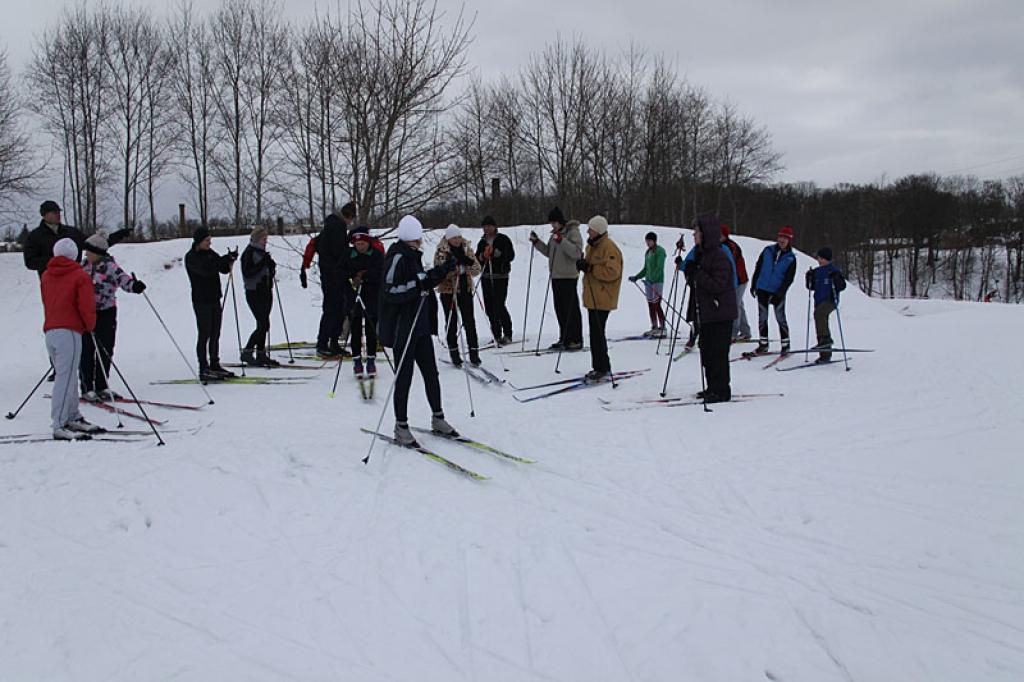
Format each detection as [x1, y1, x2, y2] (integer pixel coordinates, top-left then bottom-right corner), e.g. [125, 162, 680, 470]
[24, 195, 848, 443]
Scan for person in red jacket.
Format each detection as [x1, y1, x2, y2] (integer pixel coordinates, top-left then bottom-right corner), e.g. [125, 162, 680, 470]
[41, 238, 102, 440]
[720, 224, 751, 340]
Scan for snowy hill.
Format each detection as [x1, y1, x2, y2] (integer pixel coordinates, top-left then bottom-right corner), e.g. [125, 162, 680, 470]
[1, 225, 1022, 681]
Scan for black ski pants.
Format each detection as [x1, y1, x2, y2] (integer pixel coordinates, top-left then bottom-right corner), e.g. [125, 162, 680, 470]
[317, 275, 347, 349]
[440, 291, 479, 356]
[551, 278, 583, 345]
[193, 301, 223, 371]
[481, 277, 513, 339]
[350, 301, 379, 359]
[81, 307, 117, 393]
[587, 309, 611, 373]
[392, 333, 443, 423]
[245, 289, 272, 351]
[699, 319, 733, 399]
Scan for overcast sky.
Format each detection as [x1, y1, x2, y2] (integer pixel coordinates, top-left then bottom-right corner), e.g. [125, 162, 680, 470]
[2, 0, 1023, 227]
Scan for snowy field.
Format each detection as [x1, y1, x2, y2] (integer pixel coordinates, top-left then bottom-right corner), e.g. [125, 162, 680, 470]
[1, 224, 1022, 681]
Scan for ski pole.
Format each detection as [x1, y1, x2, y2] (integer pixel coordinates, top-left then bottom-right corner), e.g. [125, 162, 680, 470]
[834, 290, 851, 372]
[273, 276, 295, 364]
[364, 295, 427, 465]
[476, 262, 508, 373]
[805, 281, 813, 363]
[139, 289, 214, 404]
[355, 288, 393, 373]
[660, 276, 687, 397]
[657, 244, 684, 355]
[5, 364, 53, 420]
[534, 269, 553, 356]
[448, 275, 476, 417]
[94, 335, 165, 445]
[228, 268, 246, 377]
[91, 338, 123, 429]
[521, 244, 535, 353]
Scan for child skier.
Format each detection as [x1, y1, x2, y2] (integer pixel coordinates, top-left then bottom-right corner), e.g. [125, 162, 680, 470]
[627, 231, 666, 337]
[345, 227, 385, 377]
[805, 247, 847, 363]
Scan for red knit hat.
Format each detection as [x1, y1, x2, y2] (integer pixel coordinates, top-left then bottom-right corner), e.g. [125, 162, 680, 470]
[778, 225, 794, 240]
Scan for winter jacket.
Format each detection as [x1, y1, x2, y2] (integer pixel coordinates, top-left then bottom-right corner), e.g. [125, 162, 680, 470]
[689, 218, 738, 325]
[682, 244, 737, 287]
[315, 217, 349, 280]
[806, 263, 847, 306]
[634, 244, 666, 284]
[41, 256, 96, 334]
[752, 244, 797, 297]
[185, 247, 234, 304]
[722, 237, 748, 284]
[343, 244, 385, 316]
[434, 238, 481, 295]
[83, 254, 135, 311]
[533, 220, 584, 279]
[23, 221, 85, 275]
[301, 237, 318, 270]
[378, 240, 452, 348]
[582, 233, 623, 311]
[241, 243, 276, 293]
[476, 233, 515, 279]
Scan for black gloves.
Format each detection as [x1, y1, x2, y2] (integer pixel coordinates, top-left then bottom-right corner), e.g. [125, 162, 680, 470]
[806, 269, 814, 289]
[416, 272, 432, 291]
[131, 279, 146, 294]
[451, 247, 471, 265]
[674, 255, 684, 268]
[575, 258, 589, 273]
[109, 228, 133, 246]
[628, 275, 638, 283]
[300, 270, 308, 289]
[683, 260, 697, 284]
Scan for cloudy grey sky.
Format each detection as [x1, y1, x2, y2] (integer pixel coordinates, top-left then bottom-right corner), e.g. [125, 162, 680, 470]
[2, 0, 1023, 225]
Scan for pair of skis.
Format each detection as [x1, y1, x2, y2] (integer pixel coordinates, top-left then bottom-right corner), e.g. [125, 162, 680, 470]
[356, 371, 375, 400]
[440, 358, 505, 386]
[598, 392, 784, 411]
[152, 376, 309, 386]
[510, 368, 649, 403]
[361, 426, 533, 480]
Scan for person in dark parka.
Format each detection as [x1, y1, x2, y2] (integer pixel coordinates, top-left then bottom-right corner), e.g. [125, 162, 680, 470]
[185, 228, 238, 380]
[684, 214, 738, 403]
[475, 215, 516, 344]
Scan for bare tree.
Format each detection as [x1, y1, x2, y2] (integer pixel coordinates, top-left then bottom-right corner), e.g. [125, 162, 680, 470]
[210, 0, 251, 229]
[0, 47, 44, 207]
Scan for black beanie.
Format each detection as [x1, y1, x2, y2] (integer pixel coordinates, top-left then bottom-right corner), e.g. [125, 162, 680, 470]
[645, 231, 657, 242]
[817, 247, 833, 261]
[481, 215, 497, 227]
[193, 227, 210, 244]
[324, 214, 344, 230]
[340, 202, 357, 220]
[547, 207, 566, 225]
[40, 200, 61, 216]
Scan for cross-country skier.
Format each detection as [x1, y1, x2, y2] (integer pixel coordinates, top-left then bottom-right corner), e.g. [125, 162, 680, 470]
[475, 215, 516, 345]
[627, 231, 666, 337]
[434, 224, 482, 367]
[345, 226, 385, 377]
[529, 207, 584, 350]
[41, 238, 103, 439]
[240, 227, 279, 367]
[751, 225, 797, 354]
[185, 227, 238, 381]
[720, 224, 752, 341]
[80, 232, 146, 401]
[805, 247, 847, 363]
[379, 215, 462, 445]
[577, 216, 623, 382]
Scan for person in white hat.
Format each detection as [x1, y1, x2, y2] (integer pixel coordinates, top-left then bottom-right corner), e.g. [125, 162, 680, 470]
[433, 224, 482, 366]
[378, 215, 466, 446]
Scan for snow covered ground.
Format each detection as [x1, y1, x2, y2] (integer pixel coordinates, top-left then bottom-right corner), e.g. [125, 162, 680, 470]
[1, 224, 1022, 681]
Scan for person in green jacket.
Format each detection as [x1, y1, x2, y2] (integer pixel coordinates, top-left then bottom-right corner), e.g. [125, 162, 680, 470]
[627, 231, 667, 337]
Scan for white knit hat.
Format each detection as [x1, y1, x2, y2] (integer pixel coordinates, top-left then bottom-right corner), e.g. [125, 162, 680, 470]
[53, 238, 78, 260]
[588, 215, 609, 235]
[397, 215, 423, 242]
[85, 232, 109, 254]
[444, 224, 462, 240]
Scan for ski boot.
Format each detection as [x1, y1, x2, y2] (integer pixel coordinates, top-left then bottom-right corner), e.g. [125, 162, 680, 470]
[431, 412, 459, 437]
[449, 351, 463, 368]
[209, 364, 237, 379]
[469, 350, 481, 367]
[82, 390, 101, 403]
[584, 369, 609, 384]
[97, 389, 123, 401]
[365, 357, 377, 377]
[352, 357, 364, 377]
[394, 421, 418, 446]
[240, 348, 257, 365]
[53, 427, 90, 441]
[67, 417, 104, 434]
[256, 351, 280, 367]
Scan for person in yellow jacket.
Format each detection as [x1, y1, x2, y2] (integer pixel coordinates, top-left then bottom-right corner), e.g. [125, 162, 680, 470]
[577, 215, 623, 381]
[434, 224, 482, 366]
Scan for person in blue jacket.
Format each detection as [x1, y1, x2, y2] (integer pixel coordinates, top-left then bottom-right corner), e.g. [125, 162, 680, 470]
[805, 247, 847, 363]
[750, 225, 797, 353]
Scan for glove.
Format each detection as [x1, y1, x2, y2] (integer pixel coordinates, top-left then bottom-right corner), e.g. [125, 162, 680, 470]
[553, 232, 563, 243]
[683, 261, 697, 284]
[674, 255, 683, 269]
[628, 275, 638, 283]
[675, 236, 685, 251]
[805, 270, 814, 289]
[267, 259, 276, 278]
[575, 258, 589, 273]
[483, 245, 494, 261]
[493, 248, 502, 259]
[228, 249, 239, 262]
[415, 272, 431, 291]
[529, 231, 539, 244]
[451, 247, 471, 265]
[131, 279, 146, 294]
[300, 270, 308, 289]
[353, 270, 365, 287]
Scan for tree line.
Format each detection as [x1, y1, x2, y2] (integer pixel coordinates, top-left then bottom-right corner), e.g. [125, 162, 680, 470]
[0, 0, 1020, 302]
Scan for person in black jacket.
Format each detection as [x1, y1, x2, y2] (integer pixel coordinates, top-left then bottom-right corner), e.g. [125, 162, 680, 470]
[185, 227, 238, 380]
[315, 209, 354, 357]
[475, 215, 516, 345]
[23, 200, 134, 276]
[379, 215, 462, 446]
[240, 227, 278, 367]
[345, 226, 384, 377]
[684, 214, 738, 403]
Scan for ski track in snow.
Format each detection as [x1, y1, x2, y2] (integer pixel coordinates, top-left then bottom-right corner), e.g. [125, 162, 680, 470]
[1, 226, 1022, 680]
